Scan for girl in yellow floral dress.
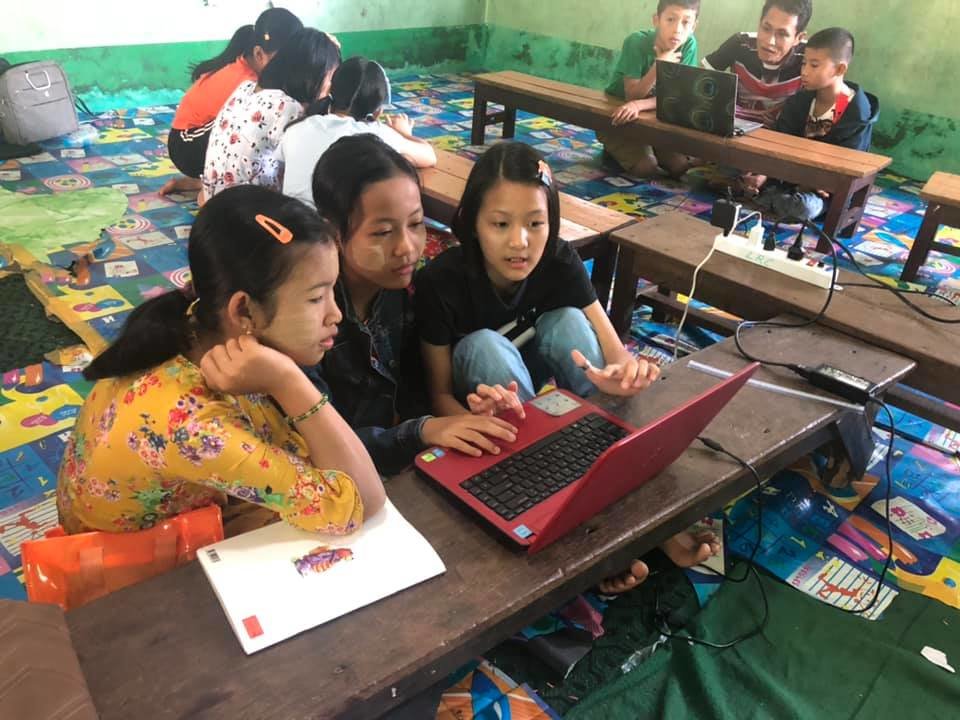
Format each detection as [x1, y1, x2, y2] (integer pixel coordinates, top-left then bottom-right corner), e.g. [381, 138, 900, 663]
[57, 185, 385, 536]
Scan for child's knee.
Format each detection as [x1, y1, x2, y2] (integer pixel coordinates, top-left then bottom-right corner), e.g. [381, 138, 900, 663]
[625, 154, 660, 178]
[536, 308, 602, 362]
[454, 329, 513, 366]
[452, 330, 524, 393]
[603, 140, 658, 178]
[656, 150, 693, 178]
[537, 307, 587, 337]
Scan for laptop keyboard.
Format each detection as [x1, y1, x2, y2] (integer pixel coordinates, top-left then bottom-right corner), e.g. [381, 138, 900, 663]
[460, 414, 629, 521]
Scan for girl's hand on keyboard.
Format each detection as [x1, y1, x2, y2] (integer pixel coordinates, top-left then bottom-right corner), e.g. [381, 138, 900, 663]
[421, 415, 518, 457]
[573, 350, 660, 396]
[467, 382, 526, 419]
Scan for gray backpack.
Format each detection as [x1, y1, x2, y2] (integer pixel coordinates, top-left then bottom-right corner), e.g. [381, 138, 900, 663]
[0, 61, 79, 145]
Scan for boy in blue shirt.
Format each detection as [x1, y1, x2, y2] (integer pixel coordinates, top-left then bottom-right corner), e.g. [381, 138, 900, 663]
[600, 0, 700, 177]
[759, 27, 879, 221]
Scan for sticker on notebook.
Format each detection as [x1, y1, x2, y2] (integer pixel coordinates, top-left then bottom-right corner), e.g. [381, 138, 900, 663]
[421, 452, 437, 463]
[513, 525, 533, 540]
[293, 546, 354, 576]
[433, 449, 446, 458]
[243, 615, 263, 639]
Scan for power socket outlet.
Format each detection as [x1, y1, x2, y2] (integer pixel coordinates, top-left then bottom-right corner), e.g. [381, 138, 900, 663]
[712, 232, 835, 289]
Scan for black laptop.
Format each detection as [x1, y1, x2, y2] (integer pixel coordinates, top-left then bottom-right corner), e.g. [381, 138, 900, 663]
[656, 61, 764, 137]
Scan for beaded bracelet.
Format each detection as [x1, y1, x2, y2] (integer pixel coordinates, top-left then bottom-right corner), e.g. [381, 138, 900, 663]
[287, 394, 329, 426]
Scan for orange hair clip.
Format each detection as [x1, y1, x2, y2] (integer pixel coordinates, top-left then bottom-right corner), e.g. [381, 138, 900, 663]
[537, 160, 553, 187]
[255, 214, 293, 244]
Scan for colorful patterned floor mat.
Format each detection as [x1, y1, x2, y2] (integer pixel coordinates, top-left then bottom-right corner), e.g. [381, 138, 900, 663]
[0, 72, 957, 626]
[0, 361, 91, 599]
[1, 73, 958, 354]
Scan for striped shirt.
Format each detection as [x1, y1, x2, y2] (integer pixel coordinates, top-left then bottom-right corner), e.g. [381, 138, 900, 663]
[703, 32, 805, 128]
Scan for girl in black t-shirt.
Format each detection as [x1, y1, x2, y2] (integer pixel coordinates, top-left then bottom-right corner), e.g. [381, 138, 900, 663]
[416, 141, 659, 419]
[416, 142, 718, 593]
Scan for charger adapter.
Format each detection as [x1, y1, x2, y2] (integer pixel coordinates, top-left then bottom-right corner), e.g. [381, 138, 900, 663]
[710, 199, 742, 236]
[793, 364, 879, 405]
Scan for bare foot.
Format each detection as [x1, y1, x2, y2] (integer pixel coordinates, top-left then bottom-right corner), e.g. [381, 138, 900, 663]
[598, 558, 649, 595]
[661, 531, 720, 568]
[159, 176, 202, 196]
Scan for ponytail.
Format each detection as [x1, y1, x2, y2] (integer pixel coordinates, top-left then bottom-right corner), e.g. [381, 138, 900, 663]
[328, 57, 390, 121]
[84, 291, 193, 381]
[190, 24, 255, 82]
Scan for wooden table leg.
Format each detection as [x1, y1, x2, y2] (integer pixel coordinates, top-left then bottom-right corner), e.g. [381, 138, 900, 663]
[821, 179, 857, 251]
[502, 107, 517, 139]
[650, 285, 672, 322]
[589, 238, 618, 311]
[839, 181, 872, 238]
[900, 203, 942, 282]
[609, 245, 640, 338]
[471, 88, 488, 146]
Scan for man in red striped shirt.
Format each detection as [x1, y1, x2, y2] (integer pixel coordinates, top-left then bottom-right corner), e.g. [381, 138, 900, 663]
[703, 0, 811, 196]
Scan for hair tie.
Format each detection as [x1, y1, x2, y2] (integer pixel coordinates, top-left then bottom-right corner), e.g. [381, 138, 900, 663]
[185, 298, 200, 319]
[537, 160, 553, 188]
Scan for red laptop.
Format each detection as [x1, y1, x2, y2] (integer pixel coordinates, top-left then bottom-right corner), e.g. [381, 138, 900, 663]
[415, 362, 759, 554]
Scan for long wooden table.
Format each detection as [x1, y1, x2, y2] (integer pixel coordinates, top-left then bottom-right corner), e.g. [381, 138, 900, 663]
[419, 150, 635, 304]
[608, 212, 960, 425]
[67, 323, 912, 720]
[471, 71, 892, 248]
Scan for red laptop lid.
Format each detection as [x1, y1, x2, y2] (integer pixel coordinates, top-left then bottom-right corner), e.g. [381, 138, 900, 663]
[528, 362, 759, 553]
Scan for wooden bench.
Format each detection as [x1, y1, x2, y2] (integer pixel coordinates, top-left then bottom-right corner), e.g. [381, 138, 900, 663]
[471, 71, 893, 250]
[67, 325, 913, 720]
[608, 211, 960, 429]
[900, 172, 960, 282]
[420, 149, 635, 305]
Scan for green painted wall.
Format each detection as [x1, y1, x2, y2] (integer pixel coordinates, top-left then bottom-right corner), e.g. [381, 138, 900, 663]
[4, 27, 486, 109]
[2, 1, 486, 51]
[2, 1, 486, 110]
[483, 0, 960, 180]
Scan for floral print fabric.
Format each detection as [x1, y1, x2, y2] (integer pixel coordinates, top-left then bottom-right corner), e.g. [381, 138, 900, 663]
[57, 356, 362, 535]
[201, 81, 303, 199]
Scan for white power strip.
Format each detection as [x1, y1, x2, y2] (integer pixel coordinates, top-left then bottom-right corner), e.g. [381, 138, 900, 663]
[712, 232, 835, 289]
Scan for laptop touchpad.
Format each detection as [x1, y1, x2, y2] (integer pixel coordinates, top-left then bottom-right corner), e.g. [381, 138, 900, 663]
[530, 391, 582, 416]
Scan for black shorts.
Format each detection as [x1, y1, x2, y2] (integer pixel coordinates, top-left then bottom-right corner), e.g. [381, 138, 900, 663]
[167, 122, 213, 178]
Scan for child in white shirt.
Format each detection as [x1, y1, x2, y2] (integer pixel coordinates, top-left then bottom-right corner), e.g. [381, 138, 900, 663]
[281, 56, 436, 208]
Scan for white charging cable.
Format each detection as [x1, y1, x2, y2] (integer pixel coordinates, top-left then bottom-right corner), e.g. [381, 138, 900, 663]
[673, 212, 762, 360]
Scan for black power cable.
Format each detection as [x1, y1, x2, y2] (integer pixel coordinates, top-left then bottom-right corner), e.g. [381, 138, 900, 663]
[656, 404, 897, 650]
[832, 400, 896, 616]
[733, 217, 960, 370]
[841, 283, 959, 307]
[732, 219, 839, 370]
[654, 438, 769, 649]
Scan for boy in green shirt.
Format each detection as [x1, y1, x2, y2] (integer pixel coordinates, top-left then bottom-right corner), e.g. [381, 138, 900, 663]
[600, 0, 700, 177]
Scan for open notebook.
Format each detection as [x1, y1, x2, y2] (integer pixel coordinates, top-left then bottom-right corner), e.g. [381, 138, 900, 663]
[198, 499, 446, 654]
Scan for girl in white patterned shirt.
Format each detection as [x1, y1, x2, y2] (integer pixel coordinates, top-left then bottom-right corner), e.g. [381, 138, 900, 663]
[202, 28, 340, 203]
